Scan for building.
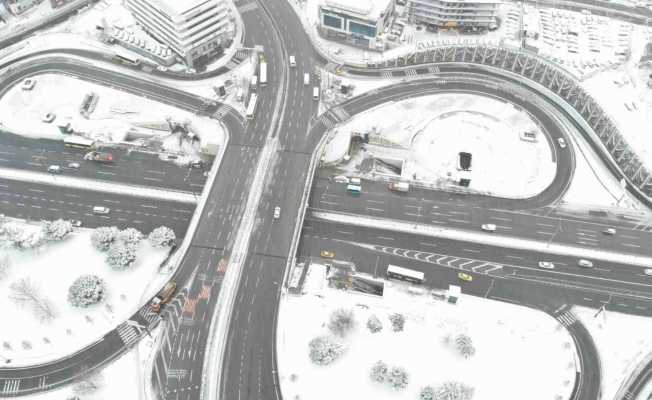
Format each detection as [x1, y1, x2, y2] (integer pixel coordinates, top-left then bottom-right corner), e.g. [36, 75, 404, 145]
[50, 0, 76, 9]
[407, 0, 500, 31]
[318, 0, 395, 51]
[125, 0, 234, 68]
[7, 0, 41, 15]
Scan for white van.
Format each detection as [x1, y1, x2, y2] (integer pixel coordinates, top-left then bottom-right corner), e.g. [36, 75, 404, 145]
[303, 73, 310, 86]
[313, 86, 319, 100]
[47, 165, 61, 173]
[289, 55, 296, 67]
[251, 75, 258, 86]
[92, 206, 110, 214]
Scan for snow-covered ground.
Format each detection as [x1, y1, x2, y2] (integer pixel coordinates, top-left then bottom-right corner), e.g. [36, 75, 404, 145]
[575, 306, 652, 400]
[0, 218, 170, 366]
[322, 93, 556, 199]
[0, 73, 225, 165]
[278, 263, 576, 400]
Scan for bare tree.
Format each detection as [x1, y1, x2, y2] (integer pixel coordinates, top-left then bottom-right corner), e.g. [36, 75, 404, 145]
[0, 255, 10, 281]
[72, 370, 104, 395]
[9, 278, 57, 322]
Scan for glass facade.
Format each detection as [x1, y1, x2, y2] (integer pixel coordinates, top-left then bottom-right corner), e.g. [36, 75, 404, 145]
[323, 14, 343, 29]
[349, 21, 375, 38]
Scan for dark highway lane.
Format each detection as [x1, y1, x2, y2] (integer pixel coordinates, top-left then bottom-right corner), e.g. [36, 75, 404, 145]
[0, 132, 211, 192]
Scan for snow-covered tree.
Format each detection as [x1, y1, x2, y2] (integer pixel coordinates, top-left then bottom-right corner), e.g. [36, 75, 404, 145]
[369, 360, 389, 383]
[91, 227, 119, 252]
[148, 226, 176, 247]
[455, 334, 476, 359]
[308, 336, 344, 366]
[366, 314, 383, 333]
[421, 386, 436, 400]
[389, 313, 405, 332]
[387, 366, 409, 391]
[0, 224, 22, 249]
[0, 255, 10, 281]
[433, 382, 475, 400]
[68, 275, 106, 307]
[9, 278, 56, 322]
[72, 371, 103, 395]
[328, 308, 355, 337]
[13, 231, 44, 251]
[106, 243, 137, 270]
[41, 219, 73, 242]
[119, 228, 143, 245]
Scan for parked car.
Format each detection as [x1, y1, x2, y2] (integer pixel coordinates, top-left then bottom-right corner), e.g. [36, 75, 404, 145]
[42, 112, 56, 123]
[333, 175, 349, 183]
[578, 259, 594, 268]
[481, 224, 496, 232]
[457, 152, 472, 171]
[538, 261, 555, 269]
[68, 162, 80, 169]
[47, 165, 61, 173]
[458, 272, 473, 282]
[70, 219, 82, 227]
[320, 250, 335, 258]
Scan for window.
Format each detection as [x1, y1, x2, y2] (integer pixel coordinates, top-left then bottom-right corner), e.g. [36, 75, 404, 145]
[349, 21, 376, 38]
[323, 14, 342, 29]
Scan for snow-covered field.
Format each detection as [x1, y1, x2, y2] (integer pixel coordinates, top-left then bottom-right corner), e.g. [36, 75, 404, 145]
[322, 93, 556, 199]
[576, 306, 652, 400]
[278, 264, 576, 400]
[0, 73, 224, 164]
[0, 218, 170, 366]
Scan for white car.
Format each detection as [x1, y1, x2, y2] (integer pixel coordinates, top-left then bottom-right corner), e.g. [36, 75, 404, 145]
[68, 162, 80, 169]
[602, 228, 616, 235]
[578, 259, 594, 268]
[557, 138, 567, 148]
[481, 224, 496, 232]
[92, 206, 110, 214]
[644, 269, 652, 276]
[47, 165, 61, 173]
[21, 78, 36, 91]
[333, 175, 349, 184]
[538, 261, 555, 269]
[289, 55, 296, 67]
[273, 206, 281, 219]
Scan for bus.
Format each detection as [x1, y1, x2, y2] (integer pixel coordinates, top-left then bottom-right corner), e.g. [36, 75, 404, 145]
[346, 184, 361, 196]
[63, 135, 94, 149]
[246, 93, 258, 119]
[113, 52, 141, 67]
[259, 61, 268, 86]
[386, 265, 425, 284]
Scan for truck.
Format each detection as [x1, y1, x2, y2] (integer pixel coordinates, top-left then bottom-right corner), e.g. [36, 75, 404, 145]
[150, 282, 176, 312]
[84, 151, 114, 162]
[388, 181, 409, 192]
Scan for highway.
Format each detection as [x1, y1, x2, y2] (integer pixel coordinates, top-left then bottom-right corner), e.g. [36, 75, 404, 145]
[1, 0, 652, 398]
[0, 131, 211, 192]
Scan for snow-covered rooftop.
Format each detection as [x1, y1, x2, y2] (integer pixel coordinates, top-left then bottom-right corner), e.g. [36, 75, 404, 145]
[154, 0, 221, 17]
[321, 0, 392, 21]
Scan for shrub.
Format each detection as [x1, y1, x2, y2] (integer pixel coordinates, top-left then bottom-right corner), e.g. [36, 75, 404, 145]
[68, 275, 106, 307]
[308, 336, 344, 366]
[328, 308, 355, 337]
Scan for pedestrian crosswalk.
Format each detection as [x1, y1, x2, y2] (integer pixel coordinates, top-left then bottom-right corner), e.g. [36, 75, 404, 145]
[556, 310, 577, 327]
[428, 65, 440, 74]
[623, 390, 635, 400]
[319, 115, 336, 129]
[330, 106, 350, 122]
[404, 69, 418, 78]
[139, 309, 159, 325]
[381, 71, 393, 79]
[2, 379, 20, 394]
[167, 369, 189, 379]
[117, 323, 139, 347]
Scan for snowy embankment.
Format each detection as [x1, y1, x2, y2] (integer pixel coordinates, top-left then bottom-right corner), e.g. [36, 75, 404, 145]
[0, 218, 172, 367]
[0, 73, 224, 165]
[277, 264, 576, 400]
[322, 93, 556, 199]
[575, 307, 652, 400]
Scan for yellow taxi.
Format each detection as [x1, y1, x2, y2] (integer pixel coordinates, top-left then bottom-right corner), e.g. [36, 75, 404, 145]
[320, 250, 335, 258]
[458, 272, 473, 282]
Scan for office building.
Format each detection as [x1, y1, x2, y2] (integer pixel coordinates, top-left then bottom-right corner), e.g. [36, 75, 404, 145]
[318, 0, 395, 50]
[407, 0, 500, 31]
[126, 0, 234, 68]
[7, 0, 41, 15]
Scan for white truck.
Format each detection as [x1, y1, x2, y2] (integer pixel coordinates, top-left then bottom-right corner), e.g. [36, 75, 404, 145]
[388, 181, 409, 192]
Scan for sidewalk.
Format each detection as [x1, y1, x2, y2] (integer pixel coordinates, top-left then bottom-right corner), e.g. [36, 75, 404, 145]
[0, 167, 197, 204]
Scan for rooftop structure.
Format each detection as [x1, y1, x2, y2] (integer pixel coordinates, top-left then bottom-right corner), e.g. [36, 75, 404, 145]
[407, 0, 500, 30]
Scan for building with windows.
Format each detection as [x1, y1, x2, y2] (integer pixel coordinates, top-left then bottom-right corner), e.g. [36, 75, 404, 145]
[318, 0, 395, 51]
[407, 0, 500, 31]
[49, 0, 75, 8]
[125, 0, 235, 68]
[7, 0, 41, 15]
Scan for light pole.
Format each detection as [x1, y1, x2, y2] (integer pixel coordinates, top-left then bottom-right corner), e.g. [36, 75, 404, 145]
[546, 218, 563, 248]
